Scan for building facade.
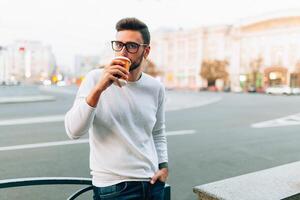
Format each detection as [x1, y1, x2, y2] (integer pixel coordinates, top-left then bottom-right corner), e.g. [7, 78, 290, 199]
[150, 10, 300, 91]
[0, 40, 56, 84]
[74, 55, 101, 77]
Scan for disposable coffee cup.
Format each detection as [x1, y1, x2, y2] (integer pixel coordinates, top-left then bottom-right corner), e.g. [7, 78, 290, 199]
[113, 56, 131, 87]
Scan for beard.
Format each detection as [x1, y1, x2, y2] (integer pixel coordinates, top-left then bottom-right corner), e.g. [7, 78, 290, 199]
[129, 54, 144, 72]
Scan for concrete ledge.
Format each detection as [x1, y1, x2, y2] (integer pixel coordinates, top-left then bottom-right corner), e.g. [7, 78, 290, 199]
[0, 95, 55, 104]
[193, 161, 300, 200]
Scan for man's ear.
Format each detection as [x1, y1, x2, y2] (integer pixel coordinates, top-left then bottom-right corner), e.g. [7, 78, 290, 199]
[143, 46, 150, 59]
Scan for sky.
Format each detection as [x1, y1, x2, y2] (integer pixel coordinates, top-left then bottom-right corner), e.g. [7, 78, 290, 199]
[1, 0, 300, 69]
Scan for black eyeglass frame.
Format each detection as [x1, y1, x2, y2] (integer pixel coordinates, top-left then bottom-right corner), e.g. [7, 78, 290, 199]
[111, 41, 148, 54]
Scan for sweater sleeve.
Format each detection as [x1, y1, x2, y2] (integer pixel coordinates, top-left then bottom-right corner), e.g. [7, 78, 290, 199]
[152, 85, 168, 164]
[64, 70, 98, 140]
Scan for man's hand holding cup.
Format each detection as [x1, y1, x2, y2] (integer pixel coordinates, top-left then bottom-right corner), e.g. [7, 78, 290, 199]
[112, 56, 131, 87]
[97, 56, 131, 92]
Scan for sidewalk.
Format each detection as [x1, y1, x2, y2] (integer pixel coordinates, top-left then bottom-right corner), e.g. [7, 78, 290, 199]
[0, 96, 55, 104]
[0, 85, 55, 104]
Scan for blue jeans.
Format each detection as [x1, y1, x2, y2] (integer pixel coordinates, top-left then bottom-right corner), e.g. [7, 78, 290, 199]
[93, 180, 165, 200]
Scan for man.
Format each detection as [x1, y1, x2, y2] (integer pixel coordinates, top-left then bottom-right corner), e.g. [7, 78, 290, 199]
[65, 17, 169, 200]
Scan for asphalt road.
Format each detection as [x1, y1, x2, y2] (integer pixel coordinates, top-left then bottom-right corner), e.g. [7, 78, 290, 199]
[1, 86, 300, 200]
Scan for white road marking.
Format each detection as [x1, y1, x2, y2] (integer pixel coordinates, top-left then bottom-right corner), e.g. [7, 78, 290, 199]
[0, 139, 89, 151]
[167, 97, 222, 111]
[0, 115, 65, 126]
[251, 113, 300, 128]
[0, 96, 221, 126]
[166, 129, 196, 136]
[0, 130, 196, 152]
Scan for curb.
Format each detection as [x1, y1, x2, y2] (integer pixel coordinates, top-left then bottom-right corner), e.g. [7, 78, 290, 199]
[0, 96, 56, 104]
[193, 161, 300, 200]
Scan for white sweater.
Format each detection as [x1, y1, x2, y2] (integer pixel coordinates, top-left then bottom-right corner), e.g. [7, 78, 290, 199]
[64, 69, 168, 187]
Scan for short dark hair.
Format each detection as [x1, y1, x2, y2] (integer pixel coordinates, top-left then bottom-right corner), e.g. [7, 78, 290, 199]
[116, 18, 150, 44]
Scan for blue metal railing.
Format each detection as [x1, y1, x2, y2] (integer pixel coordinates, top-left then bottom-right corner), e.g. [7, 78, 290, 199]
[0, 177, 171, 200]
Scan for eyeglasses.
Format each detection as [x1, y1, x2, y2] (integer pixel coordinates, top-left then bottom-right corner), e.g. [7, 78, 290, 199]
[111, 41, 148, 54]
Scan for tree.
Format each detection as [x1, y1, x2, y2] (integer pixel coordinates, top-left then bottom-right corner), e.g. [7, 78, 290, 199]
[200, 60, 229, 86]
[143, 59, 161, 77]
[249, 57, 263, 90]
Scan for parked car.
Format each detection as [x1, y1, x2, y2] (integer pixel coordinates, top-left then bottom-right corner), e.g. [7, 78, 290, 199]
[265, 85, 300, 95]
[291, 87, 300, 95]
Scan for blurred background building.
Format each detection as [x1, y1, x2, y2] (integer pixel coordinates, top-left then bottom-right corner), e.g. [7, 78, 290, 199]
[74, 55, 101, 77]
[2, 10, 300, 92]
[0, 40, 56, 85]
[150, 10, 300, 92]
